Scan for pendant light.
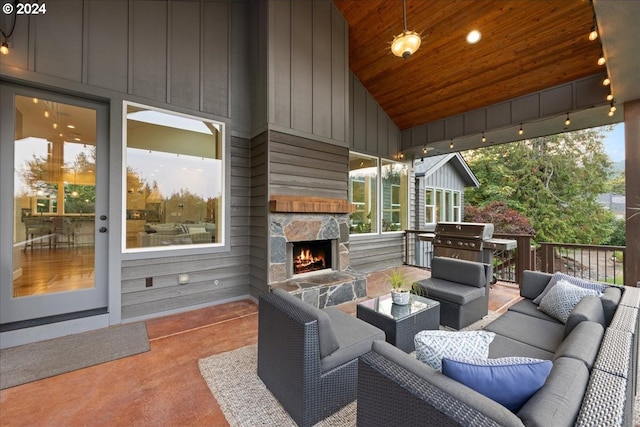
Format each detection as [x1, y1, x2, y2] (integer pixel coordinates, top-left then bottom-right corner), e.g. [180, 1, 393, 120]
[390, 0, 421, 59]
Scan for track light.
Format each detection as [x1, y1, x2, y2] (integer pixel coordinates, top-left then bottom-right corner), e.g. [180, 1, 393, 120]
[565, 114, 571, 126]
[481, 132, 486, 143]
[518, 124, 524, 136]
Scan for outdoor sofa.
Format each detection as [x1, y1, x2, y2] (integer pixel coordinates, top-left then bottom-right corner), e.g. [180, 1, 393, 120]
[357, 270, 639, 426]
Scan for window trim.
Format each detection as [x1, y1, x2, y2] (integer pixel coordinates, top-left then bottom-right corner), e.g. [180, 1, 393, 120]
[424, 186, 462, 225]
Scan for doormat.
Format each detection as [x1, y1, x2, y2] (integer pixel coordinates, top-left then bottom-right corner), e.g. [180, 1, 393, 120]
[0, 322, 149, 390]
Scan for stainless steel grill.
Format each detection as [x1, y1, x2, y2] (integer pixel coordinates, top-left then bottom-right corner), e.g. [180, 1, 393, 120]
[433, 222, 495, 263]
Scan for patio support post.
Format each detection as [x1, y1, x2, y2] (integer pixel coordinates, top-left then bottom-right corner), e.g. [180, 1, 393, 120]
[624, 99, 640, 287]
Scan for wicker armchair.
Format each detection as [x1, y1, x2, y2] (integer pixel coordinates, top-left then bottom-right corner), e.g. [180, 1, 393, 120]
[257, 289, 384, 427]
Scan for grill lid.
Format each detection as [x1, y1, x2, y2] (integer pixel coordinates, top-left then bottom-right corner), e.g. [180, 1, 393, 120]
[434, 222, 494, 240]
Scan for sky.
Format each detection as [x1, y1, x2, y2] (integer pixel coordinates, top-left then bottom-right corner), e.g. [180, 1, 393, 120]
[601, 122, 625, 162]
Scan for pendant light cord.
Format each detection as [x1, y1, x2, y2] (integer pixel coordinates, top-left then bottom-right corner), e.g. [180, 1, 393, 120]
[403, 0, 408, 32]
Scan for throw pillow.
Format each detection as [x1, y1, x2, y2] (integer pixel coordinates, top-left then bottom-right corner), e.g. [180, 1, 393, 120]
[533, 272, 606, 305]
[538, 279, 601, 323]
[414, 330, 495, 371]
[442, 357, 553, 412]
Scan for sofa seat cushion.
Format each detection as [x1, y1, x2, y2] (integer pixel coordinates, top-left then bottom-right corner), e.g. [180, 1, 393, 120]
[321, 308, 385, 372]
[553, 321, 604, 370]
[507, 299, 562, 323]
[271, 289, 340, 358]
[442, 357, 552, 412]
[538, 280, 602, 323]
[533, 272, 606, 305]
[484, 311, 565, 352]
[517, 357, 590, 427]
[417, 278, 486, 305]
[414, 330, 495, 371]
[488, 334, 554, 360]
[430, 256, 488, 287]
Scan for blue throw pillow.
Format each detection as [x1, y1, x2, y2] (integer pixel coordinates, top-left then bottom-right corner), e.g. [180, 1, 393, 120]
[442, 357, 553, 412]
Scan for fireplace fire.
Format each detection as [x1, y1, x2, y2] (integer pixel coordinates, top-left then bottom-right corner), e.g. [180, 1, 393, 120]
[292, 240, 332, 275]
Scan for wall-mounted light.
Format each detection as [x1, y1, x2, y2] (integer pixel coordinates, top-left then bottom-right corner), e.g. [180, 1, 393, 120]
[518, 124, 524, 135]
[481, 132, 486, 143]
[565, 113, 571, 126]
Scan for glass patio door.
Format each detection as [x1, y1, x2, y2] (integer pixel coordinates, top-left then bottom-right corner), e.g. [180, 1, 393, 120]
[0, 84, 109, 325]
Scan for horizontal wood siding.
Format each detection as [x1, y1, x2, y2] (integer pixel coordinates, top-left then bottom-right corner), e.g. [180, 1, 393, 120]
[269, 0, 348, 145]
[121, 136, 251, 319]
[268, 131, 348, 199]
[349, 235, 405, 273]
[349, 74, 401, 158]
[250, 132, 269, 298]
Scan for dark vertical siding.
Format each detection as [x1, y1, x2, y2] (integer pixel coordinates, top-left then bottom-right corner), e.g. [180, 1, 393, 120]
[269, 0, 349, 146]
[86, 1, 129, 92]
[202, 1, 230, 117]
[170, 1, 201, 110]
[131, 1, 168, 101]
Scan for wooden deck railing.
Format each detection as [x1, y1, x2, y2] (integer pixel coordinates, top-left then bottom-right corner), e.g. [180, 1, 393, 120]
[404, 231, 627, 286]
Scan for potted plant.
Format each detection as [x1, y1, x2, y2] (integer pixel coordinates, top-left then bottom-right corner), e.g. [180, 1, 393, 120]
[389, 268, 411, 305]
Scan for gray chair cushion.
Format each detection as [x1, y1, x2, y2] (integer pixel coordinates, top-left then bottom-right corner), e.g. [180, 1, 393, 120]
[517, 357, 590, 427]
[484, 311, 565, 352]
[430, 257, 487, 288]
[271, 289, 339, 358]
[563, 295, 605, 338]
[417, 278, 486, 305]
[554, 321, 604, 370]
[320, 308, 385, 371]
[507, 299, 562, 323]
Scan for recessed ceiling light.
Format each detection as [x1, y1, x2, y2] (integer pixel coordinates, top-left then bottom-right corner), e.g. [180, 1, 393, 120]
[466, 30, 481, 44]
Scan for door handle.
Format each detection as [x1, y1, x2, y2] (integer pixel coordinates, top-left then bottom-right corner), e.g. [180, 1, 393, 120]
[99, 227, 108, 233]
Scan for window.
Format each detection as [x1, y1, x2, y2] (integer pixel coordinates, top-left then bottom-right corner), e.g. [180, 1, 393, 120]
[349, 153, 378, 234]
[124, 102, 224, 251]
[381, 159, 408, 232]
[425, 187, 462, 224]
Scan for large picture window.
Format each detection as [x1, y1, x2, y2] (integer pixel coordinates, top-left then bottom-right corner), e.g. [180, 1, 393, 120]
[123, 102, 224, 251]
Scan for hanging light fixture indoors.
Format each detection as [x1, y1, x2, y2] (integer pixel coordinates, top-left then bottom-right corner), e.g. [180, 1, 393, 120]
[390, 0, 421, 59]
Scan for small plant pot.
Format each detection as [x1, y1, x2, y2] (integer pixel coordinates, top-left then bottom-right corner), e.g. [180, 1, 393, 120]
[391, 289, 410, 305]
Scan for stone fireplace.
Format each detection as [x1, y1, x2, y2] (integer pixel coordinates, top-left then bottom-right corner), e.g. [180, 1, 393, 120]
[268, 196, 367, 308]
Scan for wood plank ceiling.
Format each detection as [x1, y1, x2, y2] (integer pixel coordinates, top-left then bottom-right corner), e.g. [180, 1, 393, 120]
[332, 0, 604, 130]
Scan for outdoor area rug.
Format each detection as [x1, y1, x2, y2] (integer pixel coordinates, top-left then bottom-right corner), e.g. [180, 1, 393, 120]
[198, 312, 500, 426]
[199, 344, 356, 427]
[0, 322, 149, 390]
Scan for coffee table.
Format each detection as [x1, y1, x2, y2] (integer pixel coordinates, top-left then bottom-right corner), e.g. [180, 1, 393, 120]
[356, 293, 440, 353]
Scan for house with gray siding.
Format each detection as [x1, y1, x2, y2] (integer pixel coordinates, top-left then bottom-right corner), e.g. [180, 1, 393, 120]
[0, 0, 638, 347]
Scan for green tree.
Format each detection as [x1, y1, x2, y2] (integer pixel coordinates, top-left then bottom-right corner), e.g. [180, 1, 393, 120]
[463, 128, 616, 244]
